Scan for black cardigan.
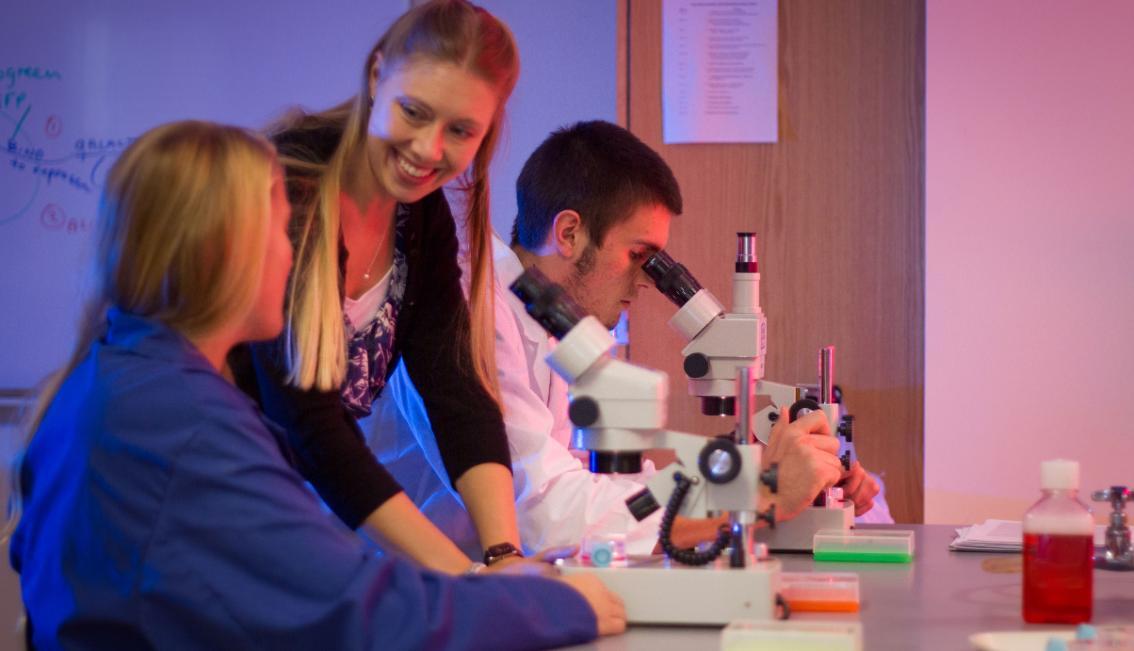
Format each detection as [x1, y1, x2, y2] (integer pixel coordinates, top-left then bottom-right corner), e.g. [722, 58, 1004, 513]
[230, 124, 511, 530]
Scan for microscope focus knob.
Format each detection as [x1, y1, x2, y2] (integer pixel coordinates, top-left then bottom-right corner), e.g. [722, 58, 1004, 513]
[698, 439, 742, 484]
[757, 504, 776, 529]
[760, 462, 779, 494]
[568, 397, 600, 428]
[683, 353, 711, 379]
[789, 398, 822, 422]
[838, 414, 855, 442]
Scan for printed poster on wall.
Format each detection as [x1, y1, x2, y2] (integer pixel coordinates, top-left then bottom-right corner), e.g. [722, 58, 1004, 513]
[663, 0, 778, 144]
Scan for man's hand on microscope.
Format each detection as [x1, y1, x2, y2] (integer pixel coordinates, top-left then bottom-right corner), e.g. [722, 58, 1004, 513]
[762, 408, 843, 522]
[839, 461, 880, 516]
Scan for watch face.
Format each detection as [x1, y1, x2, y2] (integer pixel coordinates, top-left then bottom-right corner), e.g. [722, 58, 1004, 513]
[484, 542, 522, 565]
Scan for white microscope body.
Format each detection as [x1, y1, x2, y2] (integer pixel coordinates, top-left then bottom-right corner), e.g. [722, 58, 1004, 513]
[510, 269, 781, 626]
[642, 235, 855, 552]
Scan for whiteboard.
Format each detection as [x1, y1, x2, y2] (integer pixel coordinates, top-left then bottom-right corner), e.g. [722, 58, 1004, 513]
[0, 0, 617, 389]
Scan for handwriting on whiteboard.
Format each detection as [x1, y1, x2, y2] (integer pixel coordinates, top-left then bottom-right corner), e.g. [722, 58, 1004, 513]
[0, 65, 133, 230]
[2, 65, 62, 89]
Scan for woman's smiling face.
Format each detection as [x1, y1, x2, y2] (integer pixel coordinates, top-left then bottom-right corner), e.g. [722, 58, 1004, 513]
[366, 58, 499, 203]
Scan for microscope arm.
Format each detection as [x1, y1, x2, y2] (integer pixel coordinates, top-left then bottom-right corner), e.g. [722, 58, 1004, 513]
[751, 380, 807, 445]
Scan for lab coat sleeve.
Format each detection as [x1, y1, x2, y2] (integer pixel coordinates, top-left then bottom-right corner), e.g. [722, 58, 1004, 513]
[494, 285, 663, 557]
[148, 402, 596, 651]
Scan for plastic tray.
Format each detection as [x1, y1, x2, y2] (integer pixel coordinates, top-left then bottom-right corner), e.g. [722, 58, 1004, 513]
[779, 571, 860, 612]
[812, 529, 915, 563]
[721, 620, 862, 651]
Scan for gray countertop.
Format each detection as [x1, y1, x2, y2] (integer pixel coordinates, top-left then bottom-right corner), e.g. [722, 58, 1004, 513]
[558, 524, 1134, 650]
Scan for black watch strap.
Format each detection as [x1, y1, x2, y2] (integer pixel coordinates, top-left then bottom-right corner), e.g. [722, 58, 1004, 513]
[483, 542, 523, 566]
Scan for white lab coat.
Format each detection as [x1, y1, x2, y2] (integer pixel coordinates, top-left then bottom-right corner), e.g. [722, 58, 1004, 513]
[360, 236, 663, 559]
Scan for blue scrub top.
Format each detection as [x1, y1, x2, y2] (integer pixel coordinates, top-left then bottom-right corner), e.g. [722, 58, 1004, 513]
[10, 309, 595, 650]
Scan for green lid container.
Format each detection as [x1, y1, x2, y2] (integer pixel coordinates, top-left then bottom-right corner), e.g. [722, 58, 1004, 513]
[812, 529, 915, 563]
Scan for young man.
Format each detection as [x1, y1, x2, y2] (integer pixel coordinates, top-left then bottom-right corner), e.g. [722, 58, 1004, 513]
[363, 121, 879, 561]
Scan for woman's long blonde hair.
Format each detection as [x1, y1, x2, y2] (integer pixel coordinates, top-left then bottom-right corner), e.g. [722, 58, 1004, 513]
[280, 0, 517, 404]
[5, 121, 276, 537]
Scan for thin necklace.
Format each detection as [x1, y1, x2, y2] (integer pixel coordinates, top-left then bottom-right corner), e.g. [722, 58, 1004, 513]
[360, 227, 389, 281]
[356, 202, 392, 281]
[360, 146, 391, 281]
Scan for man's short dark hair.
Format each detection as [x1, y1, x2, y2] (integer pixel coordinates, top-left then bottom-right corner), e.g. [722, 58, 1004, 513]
[512, 120, 682, 250]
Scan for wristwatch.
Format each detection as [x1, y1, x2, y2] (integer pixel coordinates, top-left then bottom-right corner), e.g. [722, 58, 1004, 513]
[483, 542, 523, 566]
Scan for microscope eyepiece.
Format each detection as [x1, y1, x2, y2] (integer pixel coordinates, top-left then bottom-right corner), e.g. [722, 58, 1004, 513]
[509, 268, 587, 340]
[641, 250, 703, 307]
[736, 232, 759, 273]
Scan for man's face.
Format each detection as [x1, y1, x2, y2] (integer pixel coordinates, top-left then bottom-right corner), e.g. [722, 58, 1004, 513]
[566, 203, 672, 329]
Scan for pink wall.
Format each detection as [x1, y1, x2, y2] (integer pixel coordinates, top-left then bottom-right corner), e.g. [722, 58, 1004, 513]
[926, 0, 1134, 523]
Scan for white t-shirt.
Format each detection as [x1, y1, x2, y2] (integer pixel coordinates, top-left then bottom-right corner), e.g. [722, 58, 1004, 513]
[343, 265, 393, 333]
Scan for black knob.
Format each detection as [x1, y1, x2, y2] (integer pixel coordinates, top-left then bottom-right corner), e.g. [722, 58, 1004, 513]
[757, 504, 776, 529]
[698, 439, 742, 485]
[768, 410, 779, 423]
[789, 398, 821, 422]
[683, 353, 711, 379]
[839, 414, 855, 442]
[568, 397, 600, 427]
[625, 488, 660, 522]
[760, 462, 779, 494]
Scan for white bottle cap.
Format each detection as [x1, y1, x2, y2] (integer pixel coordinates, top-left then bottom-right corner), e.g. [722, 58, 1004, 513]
[1040, 459, 1080, 491]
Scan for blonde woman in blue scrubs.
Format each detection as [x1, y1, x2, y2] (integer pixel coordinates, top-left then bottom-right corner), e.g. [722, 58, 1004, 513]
[9, 120, 625, 649]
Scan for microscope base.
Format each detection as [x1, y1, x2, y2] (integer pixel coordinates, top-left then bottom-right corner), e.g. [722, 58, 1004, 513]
[557, 556, 782, 625]
[755, 502, 855, 551]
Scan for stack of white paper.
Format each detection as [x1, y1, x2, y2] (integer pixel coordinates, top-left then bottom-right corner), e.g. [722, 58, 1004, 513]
[950, 519, 1129, 552]
[951, 519, 1027, 552]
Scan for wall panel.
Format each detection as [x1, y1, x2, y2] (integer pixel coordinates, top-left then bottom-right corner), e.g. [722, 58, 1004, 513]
[624, 0, 925, 523]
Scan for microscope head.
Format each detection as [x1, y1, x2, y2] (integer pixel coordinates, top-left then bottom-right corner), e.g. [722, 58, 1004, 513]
[641, 242, 765, 417]
[510, 267, 668, 474]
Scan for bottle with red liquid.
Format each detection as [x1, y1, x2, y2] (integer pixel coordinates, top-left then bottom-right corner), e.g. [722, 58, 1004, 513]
[1023, 459, 1094, 624]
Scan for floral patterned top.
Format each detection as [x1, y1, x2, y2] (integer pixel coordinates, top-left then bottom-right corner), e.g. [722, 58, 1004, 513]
[340, 203, 409, 417]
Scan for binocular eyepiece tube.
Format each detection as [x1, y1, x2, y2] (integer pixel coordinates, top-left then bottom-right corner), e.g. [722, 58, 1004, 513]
[641, 250, 703, 308]
[509, 267, 587, 341]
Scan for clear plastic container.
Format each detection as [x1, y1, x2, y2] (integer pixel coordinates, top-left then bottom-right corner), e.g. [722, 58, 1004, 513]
[579, 533, 627, 568]
[1022, 459, 1094, 624]
[812, 529, 915, 563]
[720, 620, 862, 651]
